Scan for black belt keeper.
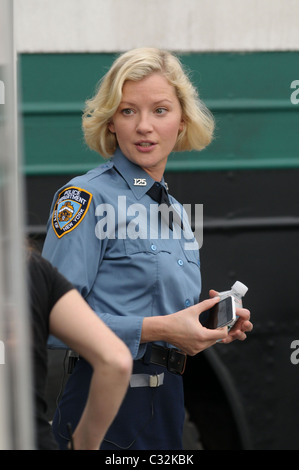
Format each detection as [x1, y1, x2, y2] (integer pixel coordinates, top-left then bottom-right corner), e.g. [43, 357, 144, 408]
[68, 350, 79, 374]
[146, 344, 187, 375]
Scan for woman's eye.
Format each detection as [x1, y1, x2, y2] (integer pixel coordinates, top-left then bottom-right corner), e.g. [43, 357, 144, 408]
[121, 108, 134, 115]
[156, 107, 167, 115]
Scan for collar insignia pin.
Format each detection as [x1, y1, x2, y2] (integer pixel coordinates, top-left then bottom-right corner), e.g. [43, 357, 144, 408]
[133, 178, 147, 186]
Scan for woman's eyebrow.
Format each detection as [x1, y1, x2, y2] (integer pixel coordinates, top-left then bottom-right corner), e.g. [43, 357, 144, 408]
[153, 99, 173, 105]
[119, 101, 135, 107]
[119, 99, 173, 107]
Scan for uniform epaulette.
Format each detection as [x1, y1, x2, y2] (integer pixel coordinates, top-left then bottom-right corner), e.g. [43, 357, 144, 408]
[65, 160, 113, 189]
[86, 160, 114, 181]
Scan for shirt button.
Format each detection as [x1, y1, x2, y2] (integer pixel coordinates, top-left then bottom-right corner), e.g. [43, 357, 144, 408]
[177, 259, 184, 266]
[185, 299, 191, 307]
[151, 244, 157, 251]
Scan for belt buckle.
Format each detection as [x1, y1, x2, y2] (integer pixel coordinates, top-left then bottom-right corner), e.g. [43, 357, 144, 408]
[167, 349, 187, 375]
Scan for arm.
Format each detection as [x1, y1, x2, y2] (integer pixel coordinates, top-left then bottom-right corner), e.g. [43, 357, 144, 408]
[43, 194, 143, 357]
[141, 295, 252, 355]
[141, 297, 230, 356]
[49, 289, 132, 450]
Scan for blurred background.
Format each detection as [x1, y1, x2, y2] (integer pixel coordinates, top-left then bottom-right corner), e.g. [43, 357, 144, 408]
[1, 0, 299, 449]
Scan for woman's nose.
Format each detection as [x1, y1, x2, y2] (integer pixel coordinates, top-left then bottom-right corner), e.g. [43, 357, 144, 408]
[136, 113, 153, 134]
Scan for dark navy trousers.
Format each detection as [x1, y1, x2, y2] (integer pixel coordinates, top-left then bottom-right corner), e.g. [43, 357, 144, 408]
[52, 356, 185, 450]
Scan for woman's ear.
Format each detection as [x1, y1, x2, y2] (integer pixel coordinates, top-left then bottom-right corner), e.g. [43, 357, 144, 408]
[179, 118, 185, 133]
[108, 121, 115, 133]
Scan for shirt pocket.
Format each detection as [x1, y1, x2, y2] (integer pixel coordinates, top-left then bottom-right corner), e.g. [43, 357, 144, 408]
[123, 237, 172, 256]
[179, 239, 200, 268]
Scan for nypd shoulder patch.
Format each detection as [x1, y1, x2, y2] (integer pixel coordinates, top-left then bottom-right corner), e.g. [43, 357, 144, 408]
[52, 186, 92, 238]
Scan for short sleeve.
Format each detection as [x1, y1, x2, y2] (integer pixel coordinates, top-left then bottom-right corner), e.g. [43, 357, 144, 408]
[28, 250, 74, 316]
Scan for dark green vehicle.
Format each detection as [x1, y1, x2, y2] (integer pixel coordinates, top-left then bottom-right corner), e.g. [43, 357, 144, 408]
[21, 51, 299, 450]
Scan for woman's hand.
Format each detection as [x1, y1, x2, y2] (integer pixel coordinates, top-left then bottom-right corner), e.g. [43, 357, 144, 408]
[142, 297, 229, 356]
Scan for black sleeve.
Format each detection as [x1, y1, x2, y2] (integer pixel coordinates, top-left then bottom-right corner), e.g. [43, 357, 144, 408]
[28, 250, 75, 347]
[28, 250, 74, 320]
[27, 250, 75, 450]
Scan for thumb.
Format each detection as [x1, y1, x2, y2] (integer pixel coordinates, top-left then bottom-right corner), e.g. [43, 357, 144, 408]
[209, 289, 219, 298]
[198, 296, 220, 314]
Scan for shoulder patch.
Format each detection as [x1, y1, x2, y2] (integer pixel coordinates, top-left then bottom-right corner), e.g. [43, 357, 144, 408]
[52, 186, 92, 238]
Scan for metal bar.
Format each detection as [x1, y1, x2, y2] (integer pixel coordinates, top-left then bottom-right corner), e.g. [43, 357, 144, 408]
[26, 216, 299, 242]
[0, 0, 34, 450]
[200, 216, 299, 231]
[20, 98, 297, 116]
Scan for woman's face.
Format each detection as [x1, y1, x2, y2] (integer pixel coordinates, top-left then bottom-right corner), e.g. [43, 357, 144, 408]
[108, 73, 184, 181]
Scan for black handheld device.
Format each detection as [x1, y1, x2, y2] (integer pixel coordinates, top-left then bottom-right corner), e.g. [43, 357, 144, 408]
[199, 296, 236, 329]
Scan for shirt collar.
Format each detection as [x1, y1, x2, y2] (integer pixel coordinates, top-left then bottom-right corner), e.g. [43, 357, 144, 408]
[111, 148, 167, 200]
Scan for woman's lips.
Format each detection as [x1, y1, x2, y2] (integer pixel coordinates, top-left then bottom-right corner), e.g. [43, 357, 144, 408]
[135, 141, 156, 151]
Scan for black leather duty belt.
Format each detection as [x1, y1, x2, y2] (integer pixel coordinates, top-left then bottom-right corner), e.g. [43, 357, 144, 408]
[147, 344, 187, 375]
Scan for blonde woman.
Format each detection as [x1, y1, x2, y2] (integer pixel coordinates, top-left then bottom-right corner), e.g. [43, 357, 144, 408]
[43, 48, 252, 450]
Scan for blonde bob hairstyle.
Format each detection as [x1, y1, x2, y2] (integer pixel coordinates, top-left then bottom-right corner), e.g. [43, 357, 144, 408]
[82, 47, 215, 158]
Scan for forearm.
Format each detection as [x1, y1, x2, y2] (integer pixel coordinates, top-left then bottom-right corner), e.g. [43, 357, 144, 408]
[50, 290, 133, 449]
[72, 361, 131, 450]
[141, 298, 229, 356]
[141, 315, 169, 344]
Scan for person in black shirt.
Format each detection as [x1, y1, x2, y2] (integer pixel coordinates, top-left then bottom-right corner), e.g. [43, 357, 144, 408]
[27, 249, 132, 450]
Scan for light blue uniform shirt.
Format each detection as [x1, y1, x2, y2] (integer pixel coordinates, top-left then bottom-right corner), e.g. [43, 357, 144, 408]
[42, 149, 201, 359]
